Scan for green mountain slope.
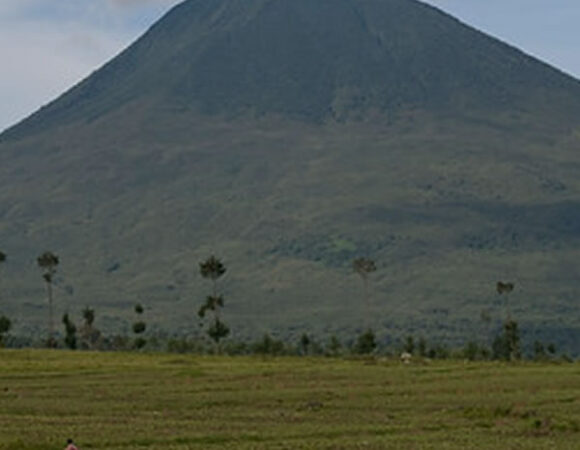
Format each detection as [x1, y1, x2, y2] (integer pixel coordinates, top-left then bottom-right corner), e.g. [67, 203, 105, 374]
[1, 0, 580, 353]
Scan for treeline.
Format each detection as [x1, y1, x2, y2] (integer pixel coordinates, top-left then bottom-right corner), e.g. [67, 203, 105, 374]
[0, 250, 575, 361]
[0, 325, 570, 363]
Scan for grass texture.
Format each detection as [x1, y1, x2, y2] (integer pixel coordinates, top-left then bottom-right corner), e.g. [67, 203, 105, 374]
[0, 350, 578, 449]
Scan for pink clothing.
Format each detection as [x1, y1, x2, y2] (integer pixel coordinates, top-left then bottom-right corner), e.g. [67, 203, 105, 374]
[65, 445, 78, 450]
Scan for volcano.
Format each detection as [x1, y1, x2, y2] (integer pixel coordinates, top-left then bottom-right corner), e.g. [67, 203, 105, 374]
[1, 0, 580, 353]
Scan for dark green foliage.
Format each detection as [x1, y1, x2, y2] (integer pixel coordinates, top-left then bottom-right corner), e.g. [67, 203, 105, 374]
[299, 333, 311, 355]
[463, 341, 490, 361]
[82, 307, 95, 326]
[326, 335, 342, 357]
[427, 344, 450, 359]
[199, 256, 226, 282]
[0, 315, 11, 346]
[133, 337, 147, 350]
[492, 335, 509, 361]
[404, 336, 415, 354]
[37, 251, 59, 347]
[37, 252, 59, 282]
[252, 334, 286, 355]
[198, 295, 224, 318]
[492, 320, 521, 361]
[80, 307, 102, 350]
[0, 315, 10, 334]
[354, 329, 376, 355]
[0, 252, 7, 346]
[62, 313, 77, 350]
[207, 318, 230, 345]
[132, 303, 147, 348]
[504, 320, 521, 361]
[352, 258, 377, 279]
[133, 321, 146, 334]
[198, 256, 229, 346]
[533, 341, 546, 361]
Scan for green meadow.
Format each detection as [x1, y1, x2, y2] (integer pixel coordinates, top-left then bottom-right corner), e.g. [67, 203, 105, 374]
[0, 350, 578, 449]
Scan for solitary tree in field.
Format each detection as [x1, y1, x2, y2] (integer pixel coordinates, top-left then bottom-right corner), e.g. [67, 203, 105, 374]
[496, 281, 514, 319]
[62, 313, 77, 350]
[133, 303, 147, 349]
[353, 257, 377, 313]
[79, 306, 102, 350]
[495, 281, 519, 361]
[198, 255, 229, 348]
[37, 251, 59, 347]
[353, 257, 377, 344]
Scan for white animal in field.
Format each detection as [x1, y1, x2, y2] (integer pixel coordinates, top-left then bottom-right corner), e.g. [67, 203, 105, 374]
[400, 352, 412, 364]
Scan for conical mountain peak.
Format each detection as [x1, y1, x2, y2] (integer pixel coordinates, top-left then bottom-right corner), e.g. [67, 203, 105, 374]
[4, 0, 580, 140]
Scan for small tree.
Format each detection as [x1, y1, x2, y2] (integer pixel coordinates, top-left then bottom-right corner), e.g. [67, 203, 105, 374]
[62, 313, 77, 350]
[198, 256, 229, 349]
[496, 281, 514, 319]
[0, 315, 11, 347]
[492, 319, 520, 361]
[353, 257, 377, 327]
[0, 252, 9, 347]
[533, 340, 546, 361]
[133, 303, 147, 349]
[79, 307, 102, 350]
[37, 251, 59, 347]
[495, 281, 519, 361]
[326, 335, 342, 357]
[299, 333, 311, 356]
[354, 329, 377, 355]
[404, 335, 415, 354]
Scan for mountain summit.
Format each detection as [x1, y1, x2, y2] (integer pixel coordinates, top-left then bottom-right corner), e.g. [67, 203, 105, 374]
[1, 0, 580, 352]
[4, 0, 580, 140]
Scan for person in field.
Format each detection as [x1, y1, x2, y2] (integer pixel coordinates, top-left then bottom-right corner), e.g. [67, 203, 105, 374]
[65, 438, 78, 450]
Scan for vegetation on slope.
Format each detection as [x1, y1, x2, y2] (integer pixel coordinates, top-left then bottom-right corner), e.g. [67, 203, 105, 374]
[0, 0, 580, 350]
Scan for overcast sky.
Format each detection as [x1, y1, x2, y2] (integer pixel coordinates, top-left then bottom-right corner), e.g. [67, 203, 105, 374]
[1, 0, 579, 132]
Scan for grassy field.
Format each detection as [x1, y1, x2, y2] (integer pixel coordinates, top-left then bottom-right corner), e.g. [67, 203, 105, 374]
[0, 350, 578, 449]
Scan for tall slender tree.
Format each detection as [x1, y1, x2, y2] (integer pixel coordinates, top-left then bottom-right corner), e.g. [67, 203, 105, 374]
[0, 251, 10, 347]
[37, 251, 59, 347]
[62, 313, 77, 350]
[353, 257, 377, 323]
[80, 306, 101, 350]
[495, 281, 519, 360]
[132, 303, 147, 350]
[198, 255, 229, 349]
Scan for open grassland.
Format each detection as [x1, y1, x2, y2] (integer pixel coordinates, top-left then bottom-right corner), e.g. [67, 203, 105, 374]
[0, 350, 578, 449]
